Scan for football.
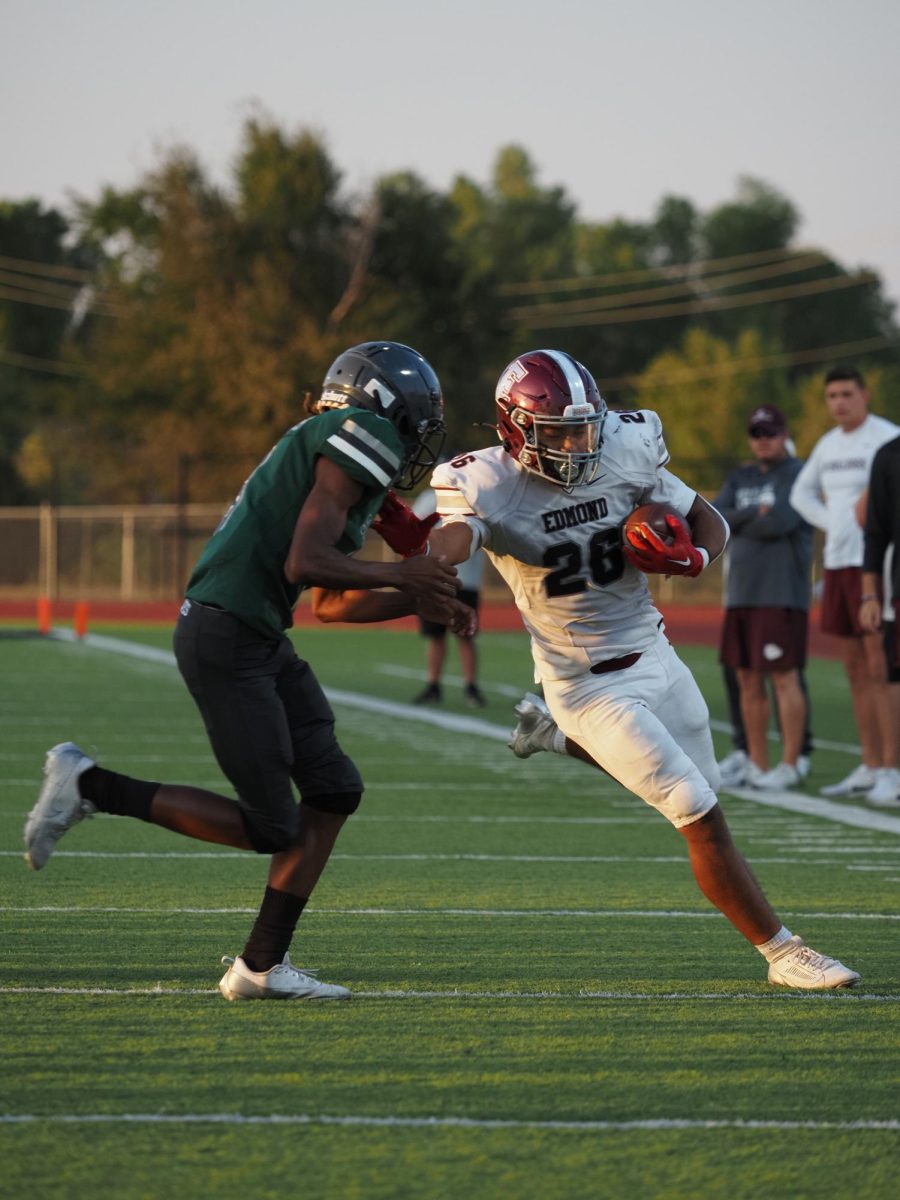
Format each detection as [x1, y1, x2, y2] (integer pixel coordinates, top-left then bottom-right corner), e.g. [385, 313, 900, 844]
[622, 502, 689, 545]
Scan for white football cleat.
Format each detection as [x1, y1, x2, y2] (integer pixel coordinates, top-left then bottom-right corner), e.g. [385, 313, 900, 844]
[819, 764, 877, 797]
[218, 954, 351, 1001]
[767, 936, 859, 990]
[866, 767, 900, 807]
[508, 693, 558, 759]
[796, 755, 811, 780]
[24, 742, 97, 870]
[755, 762, 802, 791]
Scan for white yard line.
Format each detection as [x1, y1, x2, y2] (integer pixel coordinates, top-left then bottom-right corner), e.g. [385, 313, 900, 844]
[0, 849, 890, 867]
[0, 986, 897, 1005]
[2, 904, 895, 920]
[46, 629, 900, 836]
[0, 1111, 896, 1131]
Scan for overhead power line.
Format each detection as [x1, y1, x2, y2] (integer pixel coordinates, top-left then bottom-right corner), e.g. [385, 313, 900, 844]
[508, 253, 827, 321]
[0, 268, 84, 300]
[499, 246, 821, 296]
[595, 336, 896, 393]
[519, 271, 879, 330]
[0, 349, 81, 376]
[0, 253, 95, 283]
[0, 282, 121, 317]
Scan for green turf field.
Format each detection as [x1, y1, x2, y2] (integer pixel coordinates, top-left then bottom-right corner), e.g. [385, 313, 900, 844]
[1, 623, 898, 1199]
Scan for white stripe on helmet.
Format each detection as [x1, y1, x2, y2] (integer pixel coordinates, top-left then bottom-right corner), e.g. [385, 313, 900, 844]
[538, 350, 587, 406]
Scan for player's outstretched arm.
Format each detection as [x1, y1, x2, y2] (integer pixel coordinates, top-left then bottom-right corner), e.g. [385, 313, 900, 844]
[285, 457, 457, 602]
[427, 521, 475, 565]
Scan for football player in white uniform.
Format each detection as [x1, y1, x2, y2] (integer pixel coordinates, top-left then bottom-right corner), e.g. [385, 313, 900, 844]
[408, 348, 858, 990]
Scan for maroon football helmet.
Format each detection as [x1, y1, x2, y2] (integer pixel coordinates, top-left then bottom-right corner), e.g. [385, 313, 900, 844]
[495, 349, 607, 490]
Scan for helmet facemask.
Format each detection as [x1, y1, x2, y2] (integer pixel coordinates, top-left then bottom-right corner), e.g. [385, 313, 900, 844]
[512, 402, 605, 490]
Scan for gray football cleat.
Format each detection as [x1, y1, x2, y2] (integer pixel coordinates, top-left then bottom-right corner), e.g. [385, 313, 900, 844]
[218, 954, 351, 1001]
[767, 936, 860, 990]
[508, 693, 558, 759]
[24, 742, 97, 870]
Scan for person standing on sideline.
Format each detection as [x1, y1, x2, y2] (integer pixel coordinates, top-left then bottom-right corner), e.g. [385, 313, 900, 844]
[858, 433, 900, 806]
[23, 341, 471, 1002]
[712, 405, 813, 790]
[789, 366, 899, 799]
[411, 484, 487, 708]
[422, 348, 858, 990]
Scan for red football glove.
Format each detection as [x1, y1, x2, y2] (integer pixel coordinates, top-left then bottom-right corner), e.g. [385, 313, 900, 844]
[372, 491, 439, 557]
[623, 514, 705, 577]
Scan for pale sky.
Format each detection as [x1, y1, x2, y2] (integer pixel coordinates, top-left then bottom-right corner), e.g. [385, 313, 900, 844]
[4, 0, 900, 313]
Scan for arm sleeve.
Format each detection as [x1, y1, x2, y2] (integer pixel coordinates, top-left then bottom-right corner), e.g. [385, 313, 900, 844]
[431, 465, 492, 552]
[788, 445, 828, 531]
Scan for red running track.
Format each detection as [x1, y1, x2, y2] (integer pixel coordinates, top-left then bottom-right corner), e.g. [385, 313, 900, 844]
[0, 598, 841, 659]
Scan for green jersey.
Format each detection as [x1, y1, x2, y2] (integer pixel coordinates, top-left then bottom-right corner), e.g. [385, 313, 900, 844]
[186, 408, 405, 636]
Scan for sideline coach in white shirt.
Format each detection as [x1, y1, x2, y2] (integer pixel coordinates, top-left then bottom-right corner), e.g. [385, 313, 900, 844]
[790, 365, 899, 799]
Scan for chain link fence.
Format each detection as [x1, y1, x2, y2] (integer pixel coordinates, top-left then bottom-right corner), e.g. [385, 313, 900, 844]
[0, 503, 731, 606]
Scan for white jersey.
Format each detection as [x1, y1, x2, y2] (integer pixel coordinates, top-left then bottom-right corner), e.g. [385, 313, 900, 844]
[789, 413, 899, 569]
[432, 410, 696, 681]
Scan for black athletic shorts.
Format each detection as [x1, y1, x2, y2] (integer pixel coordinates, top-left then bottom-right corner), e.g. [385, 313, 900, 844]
[885, 617, 900, 680]
[173, 600, 362, 848]
[418, 588, 480, 639]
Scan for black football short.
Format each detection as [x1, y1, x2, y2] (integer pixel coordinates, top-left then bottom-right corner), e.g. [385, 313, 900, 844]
[174, 601, 362, 850]
[418, 588, 480, 639]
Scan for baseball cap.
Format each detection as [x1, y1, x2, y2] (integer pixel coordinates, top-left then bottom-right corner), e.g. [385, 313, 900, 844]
[748, 404, 787, 437]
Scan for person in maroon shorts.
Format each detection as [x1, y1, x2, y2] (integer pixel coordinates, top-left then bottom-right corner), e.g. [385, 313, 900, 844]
[713, 405, 812, 790]
[790, 366, 899, 798]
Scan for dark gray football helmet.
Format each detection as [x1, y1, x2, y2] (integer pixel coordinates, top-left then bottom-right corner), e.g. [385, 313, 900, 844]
[317, 341, 446, 490]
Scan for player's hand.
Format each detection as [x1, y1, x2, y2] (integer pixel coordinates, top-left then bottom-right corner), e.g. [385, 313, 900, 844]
[623, 514, 705, 577]
[393, 553, 459, 602]
[418, 597, 478, 637]
[372, 490, 439, 557]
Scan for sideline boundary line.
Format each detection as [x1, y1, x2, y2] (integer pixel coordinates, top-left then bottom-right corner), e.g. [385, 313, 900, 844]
[47, 629, 900, 836]
[0, 1112, 897, 1131]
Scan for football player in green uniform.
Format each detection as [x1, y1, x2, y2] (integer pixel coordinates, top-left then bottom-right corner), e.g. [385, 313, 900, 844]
[24, 342, 471, 1001]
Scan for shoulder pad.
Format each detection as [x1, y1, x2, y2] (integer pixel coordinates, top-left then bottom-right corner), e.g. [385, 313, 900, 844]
[601, 409, 669, 484]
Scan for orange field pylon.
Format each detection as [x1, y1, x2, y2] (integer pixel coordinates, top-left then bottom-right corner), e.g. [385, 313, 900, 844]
[37, 596, 52, 636]
[74, 601, 89, 640]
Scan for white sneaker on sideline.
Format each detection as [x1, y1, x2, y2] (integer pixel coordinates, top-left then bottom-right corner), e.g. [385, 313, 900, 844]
[218, 954, 351, 1001]
[508, 693, 558, 759]
[717, 749, 748, 787]
[819, 764, 877, 797]
[767, 936, 860, 990]
[721, 759, 766, 789]
[755, 762, 802, 791]
[866, 767, 900, 808]
[797, 755, 811, 780]
[24, 742, 97, 870]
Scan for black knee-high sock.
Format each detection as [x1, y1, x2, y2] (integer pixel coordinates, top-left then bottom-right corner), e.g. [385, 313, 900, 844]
[241, 886, 308, 973]
[79, 766, 159, 822]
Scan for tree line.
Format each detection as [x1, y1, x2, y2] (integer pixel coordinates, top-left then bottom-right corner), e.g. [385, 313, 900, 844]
[1, 117, 898, 505]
